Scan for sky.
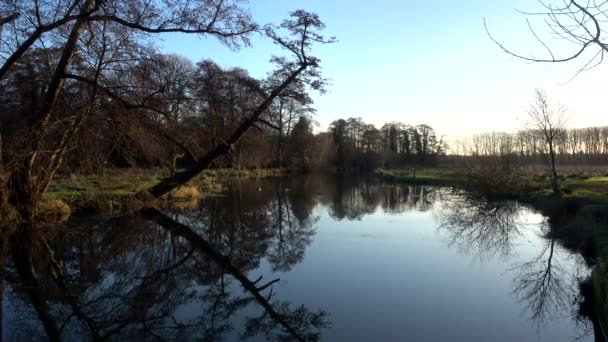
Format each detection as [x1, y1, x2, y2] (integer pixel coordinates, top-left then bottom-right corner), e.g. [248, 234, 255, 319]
[160, 0, 608, 141]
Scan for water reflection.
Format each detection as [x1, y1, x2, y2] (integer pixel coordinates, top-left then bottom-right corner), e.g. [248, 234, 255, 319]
[144, 208, 328, 341]
[321, 177, 438, 220]
[436, 192, 592, 337]
[170, 178, 319, 273]
[1, 176, 599, 341]
[2, 209, 327, 341]
[511, 235, 576, 325]
[437, 193, 524, 260]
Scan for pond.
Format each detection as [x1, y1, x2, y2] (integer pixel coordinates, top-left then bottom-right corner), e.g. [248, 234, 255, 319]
[0, 175, 597, 341]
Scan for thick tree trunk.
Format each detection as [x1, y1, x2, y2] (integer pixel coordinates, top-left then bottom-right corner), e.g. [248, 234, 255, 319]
[7, 0, 94, 217]
[0, 260, 3, 342]
[0, 13, 19, 27]
[28, 0, 94, 163]
[138, 63, 309, 200]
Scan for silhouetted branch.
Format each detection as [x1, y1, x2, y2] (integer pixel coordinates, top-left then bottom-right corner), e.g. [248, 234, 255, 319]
[484, 0, 608, 75]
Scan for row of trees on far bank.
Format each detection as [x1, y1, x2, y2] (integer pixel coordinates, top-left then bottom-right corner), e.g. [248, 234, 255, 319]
[450, 125, 608, 164]
[329, 118, 446, 170]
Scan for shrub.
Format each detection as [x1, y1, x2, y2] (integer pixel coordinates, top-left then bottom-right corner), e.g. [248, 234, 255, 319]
[37, 199, 72, 222]
[464, 155, 527, 197]
[170, 185, 202, 199]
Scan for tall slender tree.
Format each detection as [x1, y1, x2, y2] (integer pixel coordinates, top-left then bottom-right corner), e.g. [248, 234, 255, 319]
[526, 89, 568, 194]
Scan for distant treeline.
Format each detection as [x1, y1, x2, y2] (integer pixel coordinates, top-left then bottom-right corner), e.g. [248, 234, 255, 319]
[0, 51, 445, 173]
[450, 127, 608, 165]
[327, 119, 446, 170]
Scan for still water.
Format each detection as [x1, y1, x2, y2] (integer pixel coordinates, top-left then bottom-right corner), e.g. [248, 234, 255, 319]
[1, 176, 596, 341]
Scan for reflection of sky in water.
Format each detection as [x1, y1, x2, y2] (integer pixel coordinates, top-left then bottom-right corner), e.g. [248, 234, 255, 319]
[1, 178, 594, 341]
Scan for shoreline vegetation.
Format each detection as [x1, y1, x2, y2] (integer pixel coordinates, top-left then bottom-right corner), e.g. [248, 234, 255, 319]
[21, 164, 608, 219]
[0, 168, 288, 223]
[40, 168, 288, 217]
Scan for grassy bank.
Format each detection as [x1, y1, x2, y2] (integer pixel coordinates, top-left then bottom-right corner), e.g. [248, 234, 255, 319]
[0, 167, 288, 223]
[374, 168, 465, 185]
[376, 167, 608, 201]
[42, 168, 284, 215]
[376, 167, 608, 262]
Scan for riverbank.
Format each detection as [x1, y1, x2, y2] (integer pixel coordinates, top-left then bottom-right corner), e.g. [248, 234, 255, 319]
[375, 167, 608, 202]
[376, 166, 608, 257]
[39, 168, 286, 216]
[374, 168, 465, 186]
[42, 166, 608, 215]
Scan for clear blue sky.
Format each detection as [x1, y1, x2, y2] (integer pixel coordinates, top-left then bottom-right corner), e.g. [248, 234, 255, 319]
[160, 0, 608, 140]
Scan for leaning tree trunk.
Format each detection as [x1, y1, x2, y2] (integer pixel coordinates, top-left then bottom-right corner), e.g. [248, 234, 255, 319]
[137, 63, 310, 200]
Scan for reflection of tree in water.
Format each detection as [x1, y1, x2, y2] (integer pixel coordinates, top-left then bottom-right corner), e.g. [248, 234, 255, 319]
[172, 178, 319, 273]
[381, 185, 437, 214]
[437, 193, 591, 335]
[511, 236, 576, 327]
[326, 178, 380, 220]
[510, 223, 590, 335]
[437, 193, 523, 260]
[146, 208, 329, 341]
[2, 194, 328, 341]
[325, 176, 440, 221]
[267, 180, 318, 272]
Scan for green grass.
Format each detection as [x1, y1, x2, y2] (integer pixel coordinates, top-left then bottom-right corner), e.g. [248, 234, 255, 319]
[42, 168, 223, 213]
[203, 168, 286, 179]
[375, 168, 463, 185]
[45, 172, 159, 200]
[378, 166, 608, 202]
[39, 167, 282, 214]
[560, 175, 608, 204]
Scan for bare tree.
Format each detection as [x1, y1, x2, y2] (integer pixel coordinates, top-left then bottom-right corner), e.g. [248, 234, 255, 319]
[485, 0, 608, 76]
[526, 89, 568, 194]
[137, 10, 335, 200]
